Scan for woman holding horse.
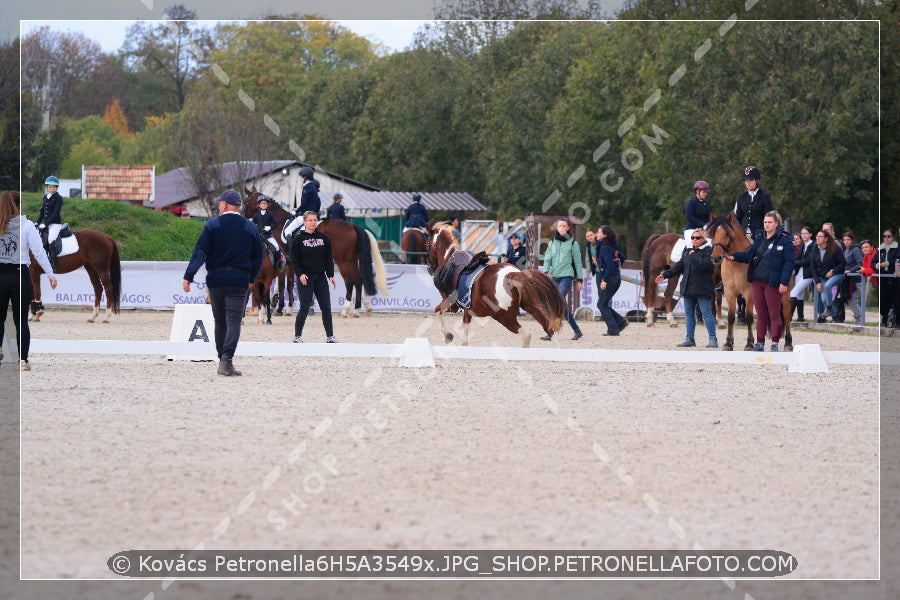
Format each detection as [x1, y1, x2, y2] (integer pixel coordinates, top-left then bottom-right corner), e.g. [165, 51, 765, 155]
[810, 229, 847, 323]
[542, 218, 583, 341]
[0, 191, 57, 371]
[596, 225, 628, 337]
[726, 210, 795, 351]
[656, 228, 716, 348]
[289, 211, 337, 343]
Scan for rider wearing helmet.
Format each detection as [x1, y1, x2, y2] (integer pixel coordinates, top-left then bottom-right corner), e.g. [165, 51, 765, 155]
[404, 192, 429, 230]
[37, 175, 64, 268]
[325, 192, 347, 221]
[283, 165, 321, 241]
[734, 165, 772, 236]
[251, 195, 285, 270]
[684, 180, 711, 241]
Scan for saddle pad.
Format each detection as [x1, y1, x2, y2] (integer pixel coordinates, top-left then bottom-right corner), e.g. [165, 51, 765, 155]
[59, 234, 79, 258]
[454, 264, 487, 309]
[670, 238, 686, 263]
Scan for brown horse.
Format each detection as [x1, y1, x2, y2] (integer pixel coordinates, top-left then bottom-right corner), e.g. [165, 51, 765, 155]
[640, 232, 682, 327]
[400, 227, 427, 264]
[425, 222, 564, 347]
[248, 250, 278, 325]
[641, 228, 725, 329]
[242, 188, 289, 321]
[29, 229, 122, 323]
[244, 188, 389, 317]
[707, 212, 793, 351]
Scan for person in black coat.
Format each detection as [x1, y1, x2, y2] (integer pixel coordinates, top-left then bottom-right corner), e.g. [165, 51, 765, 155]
[809, 229, 847, 322]
[734, 165, 773, 236]
[726, 210, 795, 351]
[789, 226, 816, 322]
[656, 228, 717, 348]
[325, 193, 347, 220]
[875, 227, 900, 327]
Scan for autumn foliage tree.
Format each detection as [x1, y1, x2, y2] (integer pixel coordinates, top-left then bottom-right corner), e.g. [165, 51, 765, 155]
[102, 99, 132, 137]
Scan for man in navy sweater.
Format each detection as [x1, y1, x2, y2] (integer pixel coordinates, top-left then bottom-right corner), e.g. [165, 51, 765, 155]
[183, 190, 263, 376]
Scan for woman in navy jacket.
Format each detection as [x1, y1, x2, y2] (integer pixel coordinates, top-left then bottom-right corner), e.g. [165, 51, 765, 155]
[809, 229, 847, 322]
[726, 210, 795, 351]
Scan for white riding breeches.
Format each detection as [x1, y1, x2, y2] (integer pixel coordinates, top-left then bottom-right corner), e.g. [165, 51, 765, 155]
[47, 223, 62, 243]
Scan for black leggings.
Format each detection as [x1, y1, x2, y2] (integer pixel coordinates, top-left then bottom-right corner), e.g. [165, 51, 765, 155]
[0, 264, 32, 362]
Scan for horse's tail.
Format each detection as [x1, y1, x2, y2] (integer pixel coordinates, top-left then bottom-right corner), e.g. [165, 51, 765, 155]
[109, 238, 122, 314]
[508, 270, 564, 335]
[357, 226, 389, 296]
[641, 233, 661, 285]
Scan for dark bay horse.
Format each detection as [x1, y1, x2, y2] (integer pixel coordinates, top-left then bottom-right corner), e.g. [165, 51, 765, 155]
[400, 227, 427, 264]
[707, 212, 793, 351]
[425, 222, 564, 347]
[244, 188, 388, 318]
[29, 229, 122, 323]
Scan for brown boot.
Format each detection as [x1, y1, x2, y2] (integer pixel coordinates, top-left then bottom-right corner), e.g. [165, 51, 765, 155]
[217, 357, 242, 376]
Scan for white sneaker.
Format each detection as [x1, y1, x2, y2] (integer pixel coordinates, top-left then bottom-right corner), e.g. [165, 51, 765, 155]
[20, 360, 31, 371]
[325, 336, 336, 343]
[293, 336, 303, 343]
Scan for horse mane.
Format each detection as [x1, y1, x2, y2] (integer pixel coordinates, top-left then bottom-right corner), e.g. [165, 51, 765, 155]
[432, 222, 460, 249]
[707, 212, 740, 237]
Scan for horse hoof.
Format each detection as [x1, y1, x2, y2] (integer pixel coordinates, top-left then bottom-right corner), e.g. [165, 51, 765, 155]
[275, 311, 283, 317]
[102, 319, 110, 323]
[723, 346, 733, 351]
[351, 313, 360, 318]
[87, 318, 95, 323]
[669, 323, 679, 328]
[445, 333, 454, 343]
[341, 314, 348, 319]
[366, 309, 374, 316]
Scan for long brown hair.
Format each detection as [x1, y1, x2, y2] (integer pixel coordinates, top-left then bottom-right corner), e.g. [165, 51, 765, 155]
[0, 191, 20, 234]
[818, 230, 840, 255]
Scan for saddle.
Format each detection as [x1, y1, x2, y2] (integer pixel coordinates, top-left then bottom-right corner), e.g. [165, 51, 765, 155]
[432, 250, 491, 307]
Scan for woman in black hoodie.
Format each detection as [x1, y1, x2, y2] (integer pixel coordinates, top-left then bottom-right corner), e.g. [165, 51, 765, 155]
[289, 211, 337, 343]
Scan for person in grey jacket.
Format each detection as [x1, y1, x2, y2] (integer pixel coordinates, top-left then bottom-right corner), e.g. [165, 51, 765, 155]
[656, 228, 717, 348]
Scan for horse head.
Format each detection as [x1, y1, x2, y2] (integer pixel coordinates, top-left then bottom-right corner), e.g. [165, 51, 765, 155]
[425, 222, 459, 275]
[706, 212, 745, 264]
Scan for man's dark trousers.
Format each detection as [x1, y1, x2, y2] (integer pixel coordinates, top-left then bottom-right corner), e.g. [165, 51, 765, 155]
[208, 286, 247, 359]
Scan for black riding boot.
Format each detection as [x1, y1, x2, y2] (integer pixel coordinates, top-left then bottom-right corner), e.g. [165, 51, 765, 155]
[796, 300, 805, 322]
[790, 298, 797, 321]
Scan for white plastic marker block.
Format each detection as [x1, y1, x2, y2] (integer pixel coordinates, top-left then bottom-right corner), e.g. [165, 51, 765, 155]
[398, 337, 435, 368]
[1, 332, 14, 362]
[168, 304, 217, 361]
[788, 344, 829, 373]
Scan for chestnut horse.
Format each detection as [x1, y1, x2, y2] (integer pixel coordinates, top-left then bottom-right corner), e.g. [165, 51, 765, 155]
[400, 227, 427, 264]
[425, 223, 564, 347]
[707, 212, 793, 351]
[244, 188, 389, 317]
[243, 189, 290, 322]
[640, 232, 682, 327]
[29, 229, 122, 323]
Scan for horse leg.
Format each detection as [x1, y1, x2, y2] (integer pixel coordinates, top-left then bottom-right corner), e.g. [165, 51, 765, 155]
[461, 310, 472, 346]
[274, 273, 284, 316]
[85, 265, 103, 323]
[723, 297, 735, 351]
[29, 267, 43, 322]
[744, 305, 756, 351]
[435, 305, 454, 343]
[782, 293, 793, 351]
[363, 294, 373, 316]
[644, 286, 656, 327]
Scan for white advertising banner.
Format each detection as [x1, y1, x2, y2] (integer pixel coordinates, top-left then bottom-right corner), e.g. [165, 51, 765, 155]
[38, 262, 685, 316]
[39, 261, 444, 313]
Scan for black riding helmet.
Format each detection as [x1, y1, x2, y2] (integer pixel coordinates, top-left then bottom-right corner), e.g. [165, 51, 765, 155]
[741, 165, 761, 180]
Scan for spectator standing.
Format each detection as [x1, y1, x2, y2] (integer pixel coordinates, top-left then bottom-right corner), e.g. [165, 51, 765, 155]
[789, 226, 815, 322]
[0, 191, 58, 371]
[325, 193, 347, 220]
[584, 228, 598, 279]
[809, 230, 847, 323]
[859, 238, 877, 313]
[36, 175, 64, 268]
[504, 234, 527, 269]
[656, 228, 717, 348]
[726, 210, 794, 351]
[541, 218, 583, 341]
[595, 225, 629, 337]
[876, 228, 900, 327]
[183, 190, 263, 377]
[290, 211, 338, 343]
[734, 166, 773, 236]
[841, 231, 864, 325]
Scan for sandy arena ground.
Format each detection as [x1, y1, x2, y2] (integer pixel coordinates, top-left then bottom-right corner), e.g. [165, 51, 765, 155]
[4, 306, 897, 599]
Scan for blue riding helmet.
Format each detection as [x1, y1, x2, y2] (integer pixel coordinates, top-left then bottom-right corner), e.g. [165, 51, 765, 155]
[44, 175, 60, 186]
